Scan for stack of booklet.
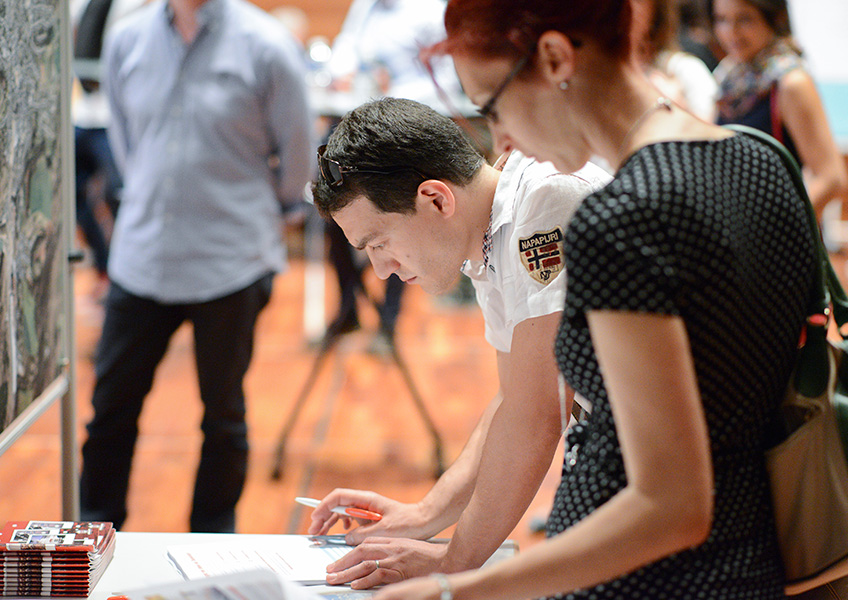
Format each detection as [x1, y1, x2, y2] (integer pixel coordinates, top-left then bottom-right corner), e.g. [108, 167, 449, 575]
[0, 521, 116, 597]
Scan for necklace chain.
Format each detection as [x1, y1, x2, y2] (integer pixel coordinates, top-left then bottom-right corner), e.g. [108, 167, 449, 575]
[617, 97, 673, 163]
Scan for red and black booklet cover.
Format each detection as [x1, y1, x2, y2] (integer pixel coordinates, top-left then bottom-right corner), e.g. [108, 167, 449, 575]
[0, 521, 116, 597]
[0, 521, 113, 553]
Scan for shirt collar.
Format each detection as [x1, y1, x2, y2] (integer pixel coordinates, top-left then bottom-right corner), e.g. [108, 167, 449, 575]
[461, 151, 525, 280]
[489, 150, 525, 238]
[163, 0, 225, 35]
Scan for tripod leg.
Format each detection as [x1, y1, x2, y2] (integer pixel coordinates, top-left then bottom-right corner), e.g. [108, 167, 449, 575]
[389, 343, 446, 478]
[270, 334, 340, 480]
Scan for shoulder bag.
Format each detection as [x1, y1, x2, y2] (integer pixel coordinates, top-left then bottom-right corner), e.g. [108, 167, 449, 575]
[729, 124, 848, 595]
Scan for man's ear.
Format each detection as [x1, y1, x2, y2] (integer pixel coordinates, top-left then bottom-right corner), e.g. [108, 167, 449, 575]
[536, 30, 578, 86]
[416, 180, 456, 218]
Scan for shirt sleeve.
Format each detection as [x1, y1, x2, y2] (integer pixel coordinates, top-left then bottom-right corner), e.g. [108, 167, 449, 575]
[102, 25, 130, 175]
[262, 34, 316, 206]
[502, 171, 601, 340]
[563, 184, 682, 317]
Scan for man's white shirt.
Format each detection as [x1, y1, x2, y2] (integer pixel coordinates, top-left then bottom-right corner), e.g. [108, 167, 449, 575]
[461, 151, 612, 353]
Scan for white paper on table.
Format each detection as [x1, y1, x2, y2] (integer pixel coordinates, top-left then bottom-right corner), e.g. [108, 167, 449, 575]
[120, 569, 324, 600]
[167, 537, 353, 585]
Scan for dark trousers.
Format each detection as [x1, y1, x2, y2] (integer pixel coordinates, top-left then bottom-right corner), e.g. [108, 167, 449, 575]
[74, 126, 120, 274]
[79, 274, 274, 532]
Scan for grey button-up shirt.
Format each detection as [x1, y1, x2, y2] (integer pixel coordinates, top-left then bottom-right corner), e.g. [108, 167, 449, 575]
[104, 0, 314, 302]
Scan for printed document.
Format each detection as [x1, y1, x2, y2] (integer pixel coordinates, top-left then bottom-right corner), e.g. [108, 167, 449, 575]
[167, 536, 352, 585]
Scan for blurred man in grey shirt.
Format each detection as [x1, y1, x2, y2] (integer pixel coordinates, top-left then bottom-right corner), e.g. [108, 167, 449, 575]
[79, 0, 314, 532]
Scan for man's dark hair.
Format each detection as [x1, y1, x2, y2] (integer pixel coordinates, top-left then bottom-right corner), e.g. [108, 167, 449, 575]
[312, 98, 485, 218]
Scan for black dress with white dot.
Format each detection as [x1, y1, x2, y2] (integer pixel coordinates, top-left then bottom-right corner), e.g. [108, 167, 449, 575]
[550, 135, 816, 599]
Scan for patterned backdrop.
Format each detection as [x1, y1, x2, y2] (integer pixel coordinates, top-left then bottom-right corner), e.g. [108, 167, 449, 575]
[0, 0, 68, 433]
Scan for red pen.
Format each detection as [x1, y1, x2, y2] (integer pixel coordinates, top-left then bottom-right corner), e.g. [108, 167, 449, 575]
[295, 497, 382, 521]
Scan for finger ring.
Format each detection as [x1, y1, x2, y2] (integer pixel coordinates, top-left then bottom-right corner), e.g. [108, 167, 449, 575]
[375, 560, 380, 570]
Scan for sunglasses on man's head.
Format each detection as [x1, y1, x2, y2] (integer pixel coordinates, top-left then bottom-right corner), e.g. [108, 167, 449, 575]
[317, 145, 427, 187]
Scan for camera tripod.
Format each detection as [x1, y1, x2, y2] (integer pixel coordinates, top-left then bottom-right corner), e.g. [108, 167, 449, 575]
[269, 307, 447, 481]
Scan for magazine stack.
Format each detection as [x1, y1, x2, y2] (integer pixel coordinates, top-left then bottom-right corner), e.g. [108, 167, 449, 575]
[0, 521, 116, 597]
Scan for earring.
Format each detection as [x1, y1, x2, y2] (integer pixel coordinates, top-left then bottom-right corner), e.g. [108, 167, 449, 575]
[559, 80, 569, 91]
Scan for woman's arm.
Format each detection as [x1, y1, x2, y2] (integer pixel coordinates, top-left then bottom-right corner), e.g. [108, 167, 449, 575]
[374, 311, 714, 600]
[778, 68, 848, 218]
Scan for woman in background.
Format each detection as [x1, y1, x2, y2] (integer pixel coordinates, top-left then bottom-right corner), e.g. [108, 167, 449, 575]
[710, 0, 847, 219]
[634, 0, 719, 122]
[371, 0, 816, 598]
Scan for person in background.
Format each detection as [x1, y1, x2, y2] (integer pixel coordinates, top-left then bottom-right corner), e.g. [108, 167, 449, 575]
[710, 0, 848, 220]
[327, 0, 459, 104]
[677, 0, 720, 70]
[307, 97, 610, 589]
[79, 0, 313, 533]
[634, 0, 719, 122]
[363, 0, 819, 598]
[71, 0, 146, 300]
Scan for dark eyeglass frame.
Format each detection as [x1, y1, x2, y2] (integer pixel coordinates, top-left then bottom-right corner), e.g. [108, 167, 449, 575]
[420, 43, 539, 153]
[421, 57, 490, 153]
[317, 145, 427, 187]
[477, 49, 534, 122]
[424, 38, 582, 127]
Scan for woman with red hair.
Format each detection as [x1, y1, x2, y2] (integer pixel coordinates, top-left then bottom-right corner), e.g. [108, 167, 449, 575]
[370, 0, 818, 599]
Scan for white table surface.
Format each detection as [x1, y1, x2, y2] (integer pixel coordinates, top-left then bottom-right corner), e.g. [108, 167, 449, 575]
[91, 532, 287, 599]
[88, 532, 517, 600]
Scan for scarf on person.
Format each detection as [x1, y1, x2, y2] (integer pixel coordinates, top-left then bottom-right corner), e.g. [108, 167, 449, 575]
[714, 38, 804, 122]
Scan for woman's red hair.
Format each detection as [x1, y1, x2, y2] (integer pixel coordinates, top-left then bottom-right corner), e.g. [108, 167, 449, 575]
[429, 0, 633, 61]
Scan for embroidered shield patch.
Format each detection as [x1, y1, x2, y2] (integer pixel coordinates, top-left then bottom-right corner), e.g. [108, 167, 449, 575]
[519, 228, 564, 285]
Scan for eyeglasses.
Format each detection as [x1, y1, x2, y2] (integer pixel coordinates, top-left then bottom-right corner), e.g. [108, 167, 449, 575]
[477, 50, 534, 123]
[317, 145, 427, 187]
[421, 55, 490, 153]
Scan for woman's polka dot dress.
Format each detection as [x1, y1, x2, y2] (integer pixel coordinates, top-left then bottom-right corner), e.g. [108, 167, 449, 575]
[549, 135, 815, 599]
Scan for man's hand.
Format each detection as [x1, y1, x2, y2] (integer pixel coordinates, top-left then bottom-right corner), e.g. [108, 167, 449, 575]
[307, 488, 433, 545]
[325, 537, 448, 590]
